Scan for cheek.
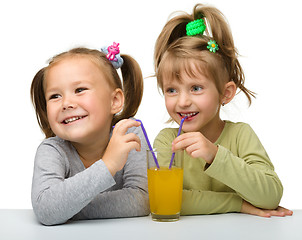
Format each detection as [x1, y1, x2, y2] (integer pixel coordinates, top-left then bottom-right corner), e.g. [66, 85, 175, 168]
[164, 96, 175, 112]
[80, 97, 95, 112]
[46, 104, 58, 130]
[82, 93, 112, 116]
[201, 95, 220, 114]
[46, 104, 55, 122]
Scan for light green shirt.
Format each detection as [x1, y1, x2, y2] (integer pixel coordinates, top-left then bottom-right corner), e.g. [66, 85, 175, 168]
[154, 121, 283, 215]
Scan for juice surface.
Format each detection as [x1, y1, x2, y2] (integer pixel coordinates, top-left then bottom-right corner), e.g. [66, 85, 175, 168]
[147, 167, 183, 215]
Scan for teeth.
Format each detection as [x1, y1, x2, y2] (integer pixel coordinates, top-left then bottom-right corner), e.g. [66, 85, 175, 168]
[180, 112, 197, 117]
[64, 116, 83, 124]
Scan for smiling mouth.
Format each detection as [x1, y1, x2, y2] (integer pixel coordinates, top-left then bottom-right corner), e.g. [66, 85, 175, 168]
[62, 115, 87, 124]
[178, 112, 199, 119]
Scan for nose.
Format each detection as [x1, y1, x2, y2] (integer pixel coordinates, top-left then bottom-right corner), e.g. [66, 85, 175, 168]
[62, 95, 77, 111]
[177, 92, 192, 108]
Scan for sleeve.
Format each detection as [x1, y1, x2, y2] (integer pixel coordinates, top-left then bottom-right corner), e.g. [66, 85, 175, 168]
[153, 128, 243, 215]
[31, 141, 116, 226]
[181, 190, 242, 215]
[205, 124, 283, 209]
[74, 126, 150, 220]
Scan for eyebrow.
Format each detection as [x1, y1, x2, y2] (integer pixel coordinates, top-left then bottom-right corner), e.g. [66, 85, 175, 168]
[46, 80, 88, 96]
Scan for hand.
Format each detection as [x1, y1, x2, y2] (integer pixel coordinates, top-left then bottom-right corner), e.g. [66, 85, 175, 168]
[241, 200, 293, 218]
[172, 132, 218, 164]
[102, 119, 141, 176]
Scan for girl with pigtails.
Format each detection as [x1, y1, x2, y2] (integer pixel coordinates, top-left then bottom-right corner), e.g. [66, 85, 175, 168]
[30, 44, 149, 225]
[153, 4, 292, 217]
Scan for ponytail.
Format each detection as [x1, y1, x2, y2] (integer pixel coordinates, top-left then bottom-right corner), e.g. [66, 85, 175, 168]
[154, 14, 192, 72]
[194, 4, 256, 103]
[112, 54, 143, 125]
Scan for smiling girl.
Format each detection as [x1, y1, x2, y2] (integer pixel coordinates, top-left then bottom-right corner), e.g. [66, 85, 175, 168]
[30, 45, 149, 225]
[153, 4, 292, 217]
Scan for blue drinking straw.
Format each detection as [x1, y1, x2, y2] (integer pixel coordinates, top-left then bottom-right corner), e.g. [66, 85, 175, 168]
[169, 116, 187, 169]
[135, 119, 160, 169]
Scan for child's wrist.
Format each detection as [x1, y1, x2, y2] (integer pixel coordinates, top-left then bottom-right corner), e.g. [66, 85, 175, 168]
[102, 158, 117, 176]
[205, 144, 218, 164]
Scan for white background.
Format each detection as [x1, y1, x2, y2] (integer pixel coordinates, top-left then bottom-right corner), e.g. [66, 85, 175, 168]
[0, 0, 301, 210]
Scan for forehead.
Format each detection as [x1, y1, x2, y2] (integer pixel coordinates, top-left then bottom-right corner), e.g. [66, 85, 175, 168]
[47, 55, 101, 73]
[160, 57, 209, 84]
[44, 56, 108, 89]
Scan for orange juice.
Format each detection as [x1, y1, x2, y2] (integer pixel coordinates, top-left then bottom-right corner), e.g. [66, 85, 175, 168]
[147, 166, 183, 216]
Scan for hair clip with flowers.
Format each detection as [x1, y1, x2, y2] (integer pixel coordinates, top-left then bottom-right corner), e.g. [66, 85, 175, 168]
[207, 40, 219, 53]
[186, 19, 219, 53]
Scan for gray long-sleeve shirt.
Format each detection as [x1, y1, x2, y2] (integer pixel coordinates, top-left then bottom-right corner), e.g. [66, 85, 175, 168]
[31, 125, 150, 225]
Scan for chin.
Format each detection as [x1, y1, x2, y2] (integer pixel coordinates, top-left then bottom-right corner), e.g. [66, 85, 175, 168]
[57, 132, 86, 143]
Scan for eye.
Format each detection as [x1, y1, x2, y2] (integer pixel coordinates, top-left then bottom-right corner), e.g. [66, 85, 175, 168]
[75, 87, 87, 94]
[191, 85, 203, 92]
[49, 94, 61, 100]
[165, 88, 177, 94]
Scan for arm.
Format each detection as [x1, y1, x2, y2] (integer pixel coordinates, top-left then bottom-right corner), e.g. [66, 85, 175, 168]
[32, 120, 149, 225]
[171, 124, 283, 210]
[205, 124, 283, 209]
[31, 141, 116, 225]
[181, 189, 242, 215]
[74, 124, 149, 219]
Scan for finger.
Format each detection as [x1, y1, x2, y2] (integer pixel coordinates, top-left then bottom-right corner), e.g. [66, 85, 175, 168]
[113, 119, 140, 135]
[124, 141, 141, 152]
[185, 141, 200, 153]
[285, 209, 293, 216]
[123, 133, 141, 145]
[278, 206, 293, 215]
[186, 147, 203, 159]
[173, 135, 199, 151]
[267, 210, 286, 217]
[173, 132, 198, 144]
[275, 206, 293, 216]
[256, 210, 271, 218]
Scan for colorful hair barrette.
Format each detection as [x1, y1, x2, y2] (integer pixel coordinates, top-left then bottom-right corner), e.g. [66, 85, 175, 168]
[207, 40, 219, 53]
[101, 42, 124, 69]
[186, 19, 206, 36]
[186, 19, 219, 53]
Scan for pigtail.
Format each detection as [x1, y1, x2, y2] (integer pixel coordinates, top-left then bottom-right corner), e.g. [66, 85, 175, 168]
[30, 68, 55, 138]
[112, 54, 144, 125]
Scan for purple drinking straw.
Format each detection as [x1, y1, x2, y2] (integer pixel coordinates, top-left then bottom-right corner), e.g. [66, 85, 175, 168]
[169, 116, 188, 169]
[136, 119, 160, 169]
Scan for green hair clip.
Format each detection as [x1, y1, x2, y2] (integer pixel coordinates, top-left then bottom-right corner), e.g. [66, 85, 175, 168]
[207, 40, 219, 53]
[186, 19, 206, 36]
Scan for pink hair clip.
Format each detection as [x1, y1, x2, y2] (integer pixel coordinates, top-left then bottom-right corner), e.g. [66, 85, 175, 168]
[106, 42, 120, 62]
[101, 42, 124, 69]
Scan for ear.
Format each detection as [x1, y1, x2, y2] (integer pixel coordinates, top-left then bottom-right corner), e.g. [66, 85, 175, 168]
[221, 81, 237, 105]
[111, 88, 124, 114]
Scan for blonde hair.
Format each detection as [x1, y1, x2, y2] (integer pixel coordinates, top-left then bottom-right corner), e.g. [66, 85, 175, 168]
[154, 4, 255, 103]
[31, 47, 143, 138]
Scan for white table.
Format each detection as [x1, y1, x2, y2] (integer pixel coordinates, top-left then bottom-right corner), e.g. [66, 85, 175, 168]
[0, 209, 301, 240]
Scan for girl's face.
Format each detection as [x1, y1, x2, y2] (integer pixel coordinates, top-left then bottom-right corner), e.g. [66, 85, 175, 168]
[163, 64, 222, 134]
[44, 56, 119, 144]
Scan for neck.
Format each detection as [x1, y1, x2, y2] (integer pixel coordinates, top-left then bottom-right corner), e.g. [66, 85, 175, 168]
[201, 117, 225, 143]
[72, 134, 110, 168]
